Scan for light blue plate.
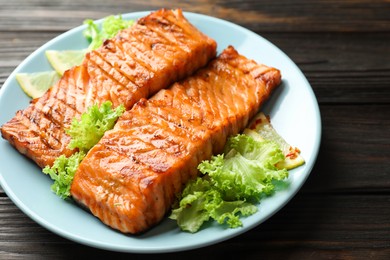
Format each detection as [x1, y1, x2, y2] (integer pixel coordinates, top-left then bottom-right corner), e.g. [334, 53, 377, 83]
[0, 11, 321, 253]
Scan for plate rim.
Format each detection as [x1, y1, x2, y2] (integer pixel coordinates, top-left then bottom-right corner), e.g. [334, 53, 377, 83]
[0, 10, 322, 253]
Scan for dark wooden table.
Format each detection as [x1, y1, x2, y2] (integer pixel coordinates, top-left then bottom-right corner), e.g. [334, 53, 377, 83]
[1, 0, 389, 259]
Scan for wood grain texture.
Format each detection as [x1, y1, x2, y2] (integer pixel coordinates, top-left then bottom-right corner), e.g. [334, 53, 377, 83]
[0, 0, 389, 32]
[0, 0, 389, 259]
[2, 33, 389, 103]
[1, 194, 389, 259]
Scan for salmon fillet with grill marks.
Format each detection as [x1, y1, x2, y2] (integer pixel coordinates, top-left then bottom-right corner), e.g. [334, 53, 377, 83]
[70, 46, 282, 234]
[0, 9, 217, 168]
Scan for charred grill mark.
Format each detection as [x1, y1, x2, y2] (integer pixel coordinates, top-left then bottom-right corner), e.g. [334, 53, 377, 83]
[117, 29, 171, 69]
[93, 42, 154, 89]
[141, 19, 193, 54]
[127, 25, 186, 67]
[88, 51, 133, 87]
[110, 38, 157, 75]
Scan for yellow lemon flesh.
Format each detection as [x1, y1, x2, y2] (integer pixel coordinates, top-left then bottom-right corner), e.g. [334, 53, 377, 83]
[244, 112, 305, 170]
[46, 49, 86, 75]
[16, 71, 61, 99]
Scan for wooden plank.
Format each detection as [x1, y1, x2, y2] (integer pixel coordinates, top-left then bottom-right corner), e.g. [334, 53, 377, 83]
[302, 104, 390, 193]
[0, 32, 62, 87]
[0, 194, 389, 258]
[263, 32, 390, 104]
[0, 0, 388, 32]
[1, 32, 389, 104]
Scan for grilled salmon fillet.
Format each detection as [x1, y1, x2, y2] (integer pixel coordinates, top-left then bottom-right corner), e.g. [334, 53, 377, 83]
[70, 46, 282, 234]
[0, 9, 217, 168]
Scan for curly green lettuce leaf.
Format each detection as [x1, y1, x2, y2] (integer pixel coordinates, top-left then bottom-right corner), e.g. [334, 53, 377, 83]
[170, 178, 216, 233]
[66, 101, 125, 152]
[84, 15, 134, 50]
[170, 134, 287, 233]
[207, 135, 288, 201]
[44, 101, 124, 199]
[43, 152, 85, 199]
[170, 178, 257, 233]
[211, 200, 258, 228]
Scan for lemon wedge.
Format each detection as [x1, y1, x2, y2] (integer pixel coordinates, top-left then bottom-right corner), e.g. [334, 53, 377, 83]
[244, 112, 305, 170]
[16, 71, 61, 99]
[46, 49, 86, 75]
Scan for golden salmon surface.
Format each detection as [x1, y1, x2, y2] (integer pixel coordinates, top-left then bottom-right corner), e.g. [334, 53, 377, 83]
[1, 9, 217, 168]
[70, 46, 282, 234]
